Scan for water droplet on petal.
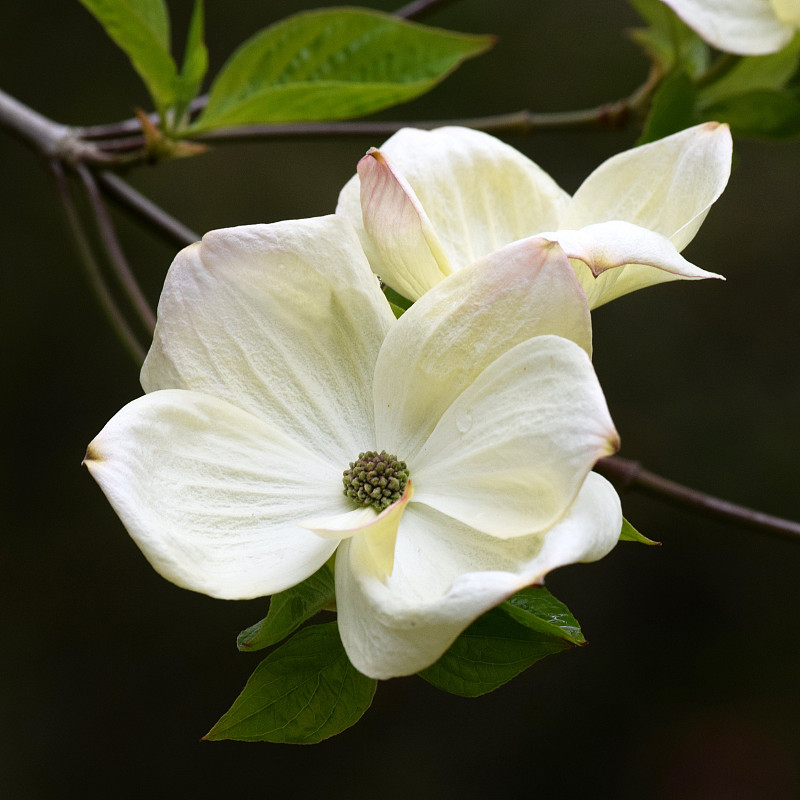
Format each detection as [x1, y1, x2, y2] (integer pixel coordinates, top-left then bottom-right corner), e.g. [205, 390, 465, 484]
[456, 409, 473, 434]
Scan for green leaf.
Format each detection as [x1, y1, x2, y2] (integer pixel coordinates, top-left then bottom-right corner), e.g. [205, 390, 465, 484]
[173, 0, 208, 121]
[703, 89, 800, 138]
[237, 563, 335, 652]
[206, 622, 376, 743]
[628, 0, 709, 77]
[639, 70, 698, 143]
[78, 0, 177, 113]
[189, 8, 494, 132]
[500, 586, 585, 644]
[384, 285, 412, 319]
[699, 35, 800, 107]
[619, 517, 660, 545]
[389, 302, 406, 319]
[418, 607, 575, 698]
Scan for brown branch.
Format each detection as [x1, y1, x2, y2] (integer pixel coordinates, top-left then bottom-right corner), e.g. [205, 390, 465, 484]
[395, 0, 462, 20]
[596, 456, 800, 543]
[49, 160, 146, 364]
[188, 103, 641, 144]
[97, 172, 199, 249]
[76, 164, 156, 334]
[153, 65, 662, 146]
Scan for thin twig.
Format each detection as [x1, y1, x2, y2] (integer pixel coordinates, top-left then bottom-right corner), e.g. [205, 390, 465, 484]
[395, 0, 461, 20]
[78, 118, 148, 140]
[596, 456, 800, 543]
[170, 66, 661, 146]
[97, 172, 199, 248]
[49, 160, 146, 364]
[89, 135, 147, 154]
[190, 103, 639, 144]
[87, 68, 660, 148]
[76, 164, 156, 334]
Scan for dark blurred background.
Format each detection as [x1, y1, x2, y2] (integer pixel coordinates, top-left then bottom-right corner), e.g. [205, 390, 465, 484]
[3, 1, 800, 798]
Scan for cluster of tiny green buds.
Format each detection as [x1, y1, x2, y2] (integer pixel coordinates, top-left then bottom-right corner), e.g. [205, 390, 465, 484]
[343, 450, 409, 512]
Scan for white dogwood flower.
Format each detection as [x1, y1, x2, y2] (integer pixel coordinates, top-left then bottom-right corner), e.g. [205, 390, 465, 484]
[85, 215, 621, 680]
[662, 0, 800, 55]
[337, 123, 731, 308]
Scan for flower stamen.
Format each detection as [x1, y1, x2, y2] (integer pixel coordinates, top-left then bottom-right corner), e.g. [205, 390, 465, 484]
[343, 450, 409, 512]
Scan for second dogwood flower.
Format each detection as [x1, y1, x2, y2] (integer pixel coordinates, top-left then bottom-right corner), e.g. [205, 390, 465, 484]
[337, 123, 732, 308]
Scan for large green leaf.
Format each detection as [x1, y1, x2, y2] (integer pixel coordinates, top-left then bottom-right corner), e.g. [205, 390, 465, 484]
[78, 0, 177, 113]
[699, 35, 800, 107]
[702, 89, 800, 138]
[237, 563, 335, 652]
[418, 607, 576, 698]
[500, 586, 585, 644]
[206, 622, 376, 743]
[190, 8, 494, 131]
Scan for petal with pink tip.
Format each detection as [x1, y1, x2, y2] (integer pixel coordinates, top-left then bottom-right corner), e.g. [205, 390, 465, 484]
[357, 149, 452, 301]
[338, 126, 570, 297]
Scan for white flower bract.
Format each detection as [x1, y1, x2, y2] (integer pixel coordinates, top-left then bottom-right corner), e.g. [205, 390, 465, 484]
[85, 216, 622, 680]
[336, 123, 732, 308]
[661, 0, 800, 55]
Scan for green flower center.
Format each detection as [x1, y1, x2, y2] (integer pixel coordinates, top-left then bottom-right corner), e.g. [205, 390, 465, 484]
[343, 450, 409, 512]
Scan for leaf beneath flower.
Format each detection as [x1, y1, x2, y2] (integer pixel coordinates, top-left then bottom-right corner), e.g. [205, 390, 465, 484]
[417, 607, 576, 698]
[500, 585, 585, 644]
[207, 622, 376, 743]
[237, 564, 335, 651]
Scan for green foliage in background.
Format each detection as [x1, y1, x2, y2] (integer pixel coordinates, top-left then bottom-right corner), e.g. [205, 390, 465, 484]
[630, 0, 800, 141]
[78, 0, 493, 137]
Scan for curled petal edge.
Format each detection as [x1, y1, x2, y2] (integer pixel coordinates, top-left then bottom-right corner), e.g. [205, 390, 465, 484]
[538, 221, 724, 308]
[301, 482, 414, 579]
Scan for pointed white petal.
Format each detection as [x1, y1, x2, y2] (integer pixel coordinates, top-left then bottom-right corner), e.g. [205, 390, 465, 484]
[412, 335, 618, 537]
[357, 149, 452, 301]
[562, 123, 732, 251]
[141, 216, 394, 464]
[541, 221, 724, 308]
[662, 0, 795, 54]
[374, 238, 592, 462]
[84, 389, 345, 599]
[336, 126, 570, 295]
[336, 473, 621, 679]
